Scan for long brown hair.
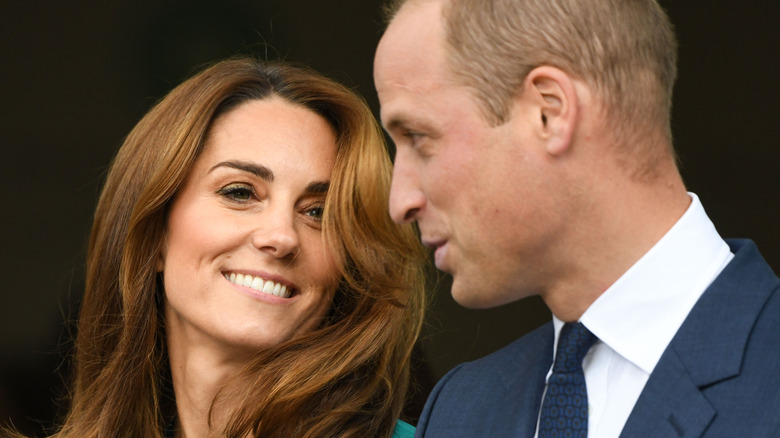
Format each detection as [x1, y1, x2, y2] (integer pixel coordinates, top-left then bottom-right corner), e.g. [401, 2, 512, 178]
[25, 58, 426, 437]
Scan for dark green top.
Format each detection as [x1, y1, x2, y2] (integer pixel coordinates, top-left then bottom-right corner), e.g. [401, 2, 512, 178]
[392, 419, 416, 438]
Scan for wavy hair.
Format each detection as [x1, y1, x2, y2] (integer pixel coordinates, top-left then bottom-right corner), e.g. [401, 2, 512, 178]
[16, 58, 426, 438]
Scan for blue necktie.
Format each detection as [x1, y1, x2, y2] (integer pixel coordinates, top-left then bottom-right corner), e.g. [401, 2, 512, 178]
[538, 322, 597, 438]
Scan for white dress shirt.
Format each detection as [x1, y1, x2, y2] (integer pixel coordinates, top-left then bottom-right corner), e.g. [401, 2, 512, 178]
[534, 193, 733, 438]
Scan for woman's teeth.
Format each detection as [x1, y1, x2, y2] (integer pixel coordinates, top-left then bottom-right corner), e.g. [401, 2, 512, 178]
[226, 272, 291, 298]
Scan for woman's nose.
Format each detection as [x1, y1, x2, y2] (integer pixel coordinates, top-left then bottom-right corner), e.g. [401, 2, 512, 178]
[251, 209, 300, 259]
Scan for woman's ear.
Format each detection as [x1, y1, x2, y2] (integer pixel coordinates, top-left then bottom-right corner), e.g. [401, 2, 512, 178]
[523, 66, 579, 156]
[157, 243, 166, 272]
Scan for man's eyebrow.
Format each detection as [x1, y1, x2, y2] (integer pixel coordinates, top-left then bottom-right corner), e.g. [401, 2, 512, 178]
[383, 113, 435, 135]
[208, 160, 273, 182]
[383, 115, 410, 133]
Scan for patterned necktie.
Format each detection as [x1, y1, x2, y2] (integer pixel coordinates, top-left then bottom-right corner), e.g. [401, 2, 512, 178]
[538, 322, 597, 438]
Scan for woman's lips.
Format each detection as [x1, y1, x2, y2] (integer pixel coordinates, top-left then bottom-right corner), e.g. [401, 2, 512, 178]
[224, 272, 294, 298]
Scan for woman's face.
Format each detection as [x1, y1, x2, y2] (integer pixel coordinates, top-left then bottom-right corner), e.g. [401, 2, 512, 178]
[160, 97, 340, 353]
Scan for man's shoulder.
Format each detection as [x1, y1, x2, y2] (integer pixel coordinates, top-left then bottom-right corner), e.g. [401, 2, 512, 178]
[623, 238, 780, 436]
[669, 238, 779, 370]
[424, 323, 552, 409]
[450, 321, 553, 381]
[415, 322, 554, 437]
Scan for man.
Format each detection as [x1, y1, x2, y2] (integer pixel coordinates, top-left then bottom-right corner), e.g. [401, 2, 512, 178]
[374, 0, 780, 437]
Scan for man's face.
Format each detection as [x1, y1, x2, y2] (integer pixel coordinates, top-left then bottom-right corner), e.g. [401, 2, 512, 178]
[375, 0, 572, 308]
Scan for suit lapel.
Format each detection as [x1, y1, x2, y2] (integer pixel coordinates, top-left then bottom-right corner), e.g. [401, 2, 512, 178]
[621, 240, 778, 438]
[619, 347, 715, 437]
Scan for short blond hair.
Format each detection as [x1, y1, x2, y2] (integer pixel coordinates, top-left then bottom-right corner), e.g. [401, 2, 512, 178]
[386, 0, 678, 176]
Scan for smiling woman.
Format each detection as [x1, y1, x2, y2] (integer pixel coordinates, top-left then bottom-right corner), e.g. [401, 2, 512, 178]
[4, 59, 426, 438]
[162, 98, 341, 357]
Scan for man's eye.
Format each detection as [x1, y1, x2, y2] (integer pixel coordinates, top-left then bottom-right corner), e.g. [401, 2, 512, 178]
[403, 131, 423, 143]
[217, 183, 255, 202]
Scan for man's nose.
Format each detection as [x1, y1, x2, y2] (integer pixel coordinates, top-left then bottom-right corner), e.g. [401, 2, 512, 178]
[388, 150, 426, 224]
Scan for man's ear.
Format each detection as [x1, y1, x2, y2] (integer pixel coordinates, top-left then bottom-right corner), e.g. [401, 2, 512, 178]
[523, 66, 579, 156]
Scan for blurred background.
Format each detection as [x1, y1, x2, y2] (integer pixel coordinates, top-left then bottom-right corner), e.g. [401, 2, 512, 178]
[1, 1, 778, 435]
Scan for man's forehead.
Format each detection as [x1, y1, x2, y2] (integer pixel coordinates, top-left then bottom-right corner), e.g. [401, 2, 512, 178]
[375, 1, 448, 88]
[379, 0, 443, 59]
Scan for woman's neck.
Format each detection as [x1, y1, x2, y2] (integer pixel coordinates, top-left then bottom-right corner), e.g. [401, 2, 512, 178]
[167, 323, 251, 437]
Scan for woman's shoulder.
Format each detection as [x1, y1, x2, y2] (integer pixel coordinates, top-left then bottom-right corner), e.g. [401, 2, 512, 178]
[392, 419, 415, 438]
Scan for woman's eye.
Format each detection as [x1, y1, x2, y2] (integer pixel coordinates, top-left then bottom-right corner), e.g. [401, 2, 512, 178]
[217, 183, 255, 202]
[304, 205, 325, 221]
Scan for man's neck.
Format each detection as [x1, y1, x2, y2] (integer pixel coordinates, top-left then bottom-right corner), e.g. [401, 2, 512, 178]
[542, 156, 690, 322]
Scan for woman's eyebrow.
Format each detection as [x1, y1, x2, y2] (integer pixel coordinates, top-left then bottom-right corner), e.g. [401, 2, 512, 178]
[208, 160, 273, 182]
[210, 160, 330, 194]
[305, 181, 330, 195]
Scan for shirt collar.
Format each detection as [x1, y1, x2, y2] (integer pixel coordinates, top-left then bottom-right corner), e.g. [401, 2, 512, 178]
[573, 193, 733, 374]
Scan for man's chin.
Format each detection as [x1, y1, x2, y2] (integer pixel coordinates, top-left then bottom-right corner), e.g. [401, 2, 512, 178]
[451, 282, 500, 309]
[450, 277, 527, 309]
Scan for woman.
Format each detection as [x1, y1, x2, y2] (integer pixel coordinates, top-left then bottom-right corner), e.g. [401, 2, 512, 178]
[14, 58, 426, 437]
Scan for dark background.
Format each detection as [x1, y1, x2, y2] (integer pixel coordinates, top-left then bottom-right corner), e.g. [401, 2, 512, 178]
[1, 1, 778, 435]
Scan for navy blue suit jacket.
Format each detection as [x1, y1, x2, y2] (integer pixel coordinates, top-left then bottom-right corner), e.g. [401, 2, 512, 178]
[415, 240, 780, 437]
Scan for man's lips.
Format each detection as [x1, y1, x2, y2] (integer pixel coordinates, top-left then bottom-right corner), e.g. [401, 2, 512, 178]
[422, 239, 443, 250]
